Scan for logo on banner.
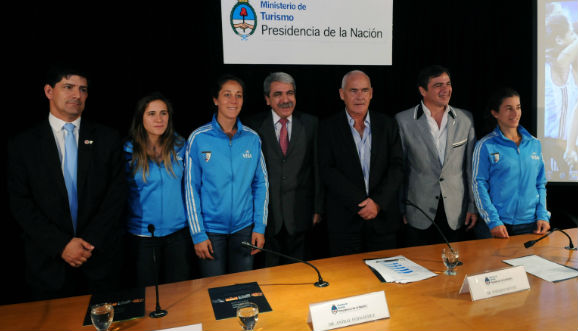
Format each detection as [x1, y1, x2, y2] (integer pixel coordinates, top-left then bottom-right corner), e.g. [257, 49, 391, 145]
[230, 0, 257, 40]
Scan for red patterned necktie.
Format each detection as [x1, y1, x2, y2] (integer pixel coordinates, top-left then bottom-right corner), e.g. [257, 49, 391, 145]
[279, 118, 288, 156]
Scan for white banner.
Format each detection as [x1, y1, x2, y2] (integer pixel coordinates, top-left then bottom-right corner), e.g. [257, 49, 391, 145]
[221, 0, 393, 65]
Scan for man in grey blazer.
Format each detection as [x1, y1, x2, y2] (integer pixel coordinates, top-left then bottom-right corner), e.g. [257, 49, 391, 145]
[395, 65, 478, 246]
[245, 72, 323, 266]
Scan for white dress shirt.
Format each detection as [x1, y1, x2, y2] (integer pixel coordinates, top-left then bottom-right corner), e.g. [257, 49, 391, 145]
[48, 113, 81, 169]
[421, 101, 448, 165]
[272, 109, 292, 142]
[346, 110, 371, 194]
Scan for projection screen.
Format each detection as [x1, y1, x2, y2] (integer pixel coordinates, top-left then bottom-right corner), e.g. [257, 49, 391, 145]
[537, 0, 578, 182]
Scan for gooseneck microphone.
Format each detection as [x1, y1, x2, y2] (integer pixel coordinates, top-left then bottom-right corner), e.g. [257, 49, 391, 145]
[524, 228, 577, 251]
[148, 224, 168, 318]
[240, 241, 329, 287]
[405, 200, 463, 265]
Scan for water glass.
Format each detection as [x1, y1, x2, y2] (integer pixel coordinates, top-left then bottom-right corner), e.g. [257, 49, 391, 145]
[442, 247, 460, 275]
[236, 302, 259, 331]
[90, 303, 114, 331]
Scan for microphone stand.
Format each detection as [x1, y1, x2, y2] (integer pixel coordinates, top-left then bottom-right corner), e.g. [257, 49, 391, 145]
[241, 241, 329, 287]
[524, 228, 577, 251]
[148, 225, 168, 318]
[405, 200, 463, 265]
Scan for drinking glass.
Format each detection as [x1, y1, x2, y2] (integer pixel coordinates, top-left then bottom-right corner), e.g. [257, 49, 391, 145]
[236, 302, 259, 331]
[442, 247, 460, 275]
[90, 303, 114, 331]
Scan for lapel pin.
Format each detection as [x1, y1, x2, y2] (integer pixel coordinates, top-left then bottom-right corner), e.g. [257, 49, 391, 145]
[84, 140, 94, 145]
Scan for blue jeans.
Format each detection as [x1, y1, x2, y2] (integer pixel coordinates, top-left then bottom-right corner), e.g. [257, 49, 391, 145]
[505, 222, 537, 236]
[199, 225, 254, 277]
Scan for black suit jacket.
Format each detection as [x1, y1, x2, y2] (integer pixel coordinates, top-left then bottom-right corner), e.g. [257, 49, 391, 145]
[318, 110, 403, 235]
[7, 119, 126, 293]
[245, 111, 323, 236]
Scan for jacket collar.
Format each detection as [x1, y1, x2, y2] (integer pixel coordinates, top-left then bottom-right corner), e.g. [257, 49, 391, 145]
[212, 114, 243, 137]
[493, 125, 533, 144]
[414, 102, 456, 120]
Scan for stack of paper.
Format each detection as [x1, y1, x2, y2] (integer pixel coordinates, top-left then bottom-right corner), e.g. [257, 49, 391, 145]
[365, 255, 438, 283]
[503, 255, 578, 282]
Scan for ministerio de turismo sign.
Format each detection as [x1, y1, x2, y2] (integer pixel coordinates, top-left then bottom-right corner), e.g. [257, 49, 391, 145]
[221, 0, 393, 65]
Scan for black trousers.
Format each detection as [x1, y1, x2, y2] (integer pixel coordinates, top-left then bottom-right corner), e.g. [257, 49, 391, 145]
[328, 220, 398, 257]
[265, 223, 307, 267]
[28, 243, 123, 301]
[126, 228, 194, 287]
[404, 197, 463, 247]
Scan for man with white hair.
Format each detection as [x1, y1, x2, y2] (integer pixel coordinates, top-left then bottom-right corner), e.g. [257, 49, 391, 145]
[318, 70, 403, 256]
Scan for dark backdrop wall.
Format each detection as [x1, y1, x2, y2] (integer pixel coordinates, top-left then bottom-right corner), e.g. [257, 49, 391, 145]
[2, 1, 576, 304]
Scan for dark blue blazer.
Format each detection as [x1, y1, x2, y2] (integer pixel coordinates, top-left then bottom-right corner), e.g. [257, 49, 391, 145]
[7, 119, 126, 294]
[318, 110, 403, 235]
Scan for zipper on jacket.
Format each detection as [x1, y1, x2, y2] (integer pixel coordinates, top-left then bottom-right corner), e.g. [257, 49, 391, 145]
[229, 137, 234, 230]
[160, 162, 164, 233]
[514, 140, 522, 223]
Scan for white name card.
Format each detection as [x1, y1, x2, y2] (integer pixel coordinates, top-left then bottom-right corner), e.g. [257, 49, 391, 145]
[459, 265, 530, 301]
[307, 291, 389, 331]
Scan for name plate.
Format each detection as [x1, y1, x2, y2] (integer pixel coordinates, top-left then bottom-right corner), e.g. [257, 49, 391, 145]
[459, 265, 530, 301]
[307, 291, 389, 331]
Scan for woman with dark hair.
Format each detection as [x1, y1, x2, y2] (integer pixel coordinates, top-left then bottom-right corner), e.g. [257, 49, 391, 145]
[185, 75, 268, 277]
[473, 88, 551, 238]
[125, 92, 192, 286]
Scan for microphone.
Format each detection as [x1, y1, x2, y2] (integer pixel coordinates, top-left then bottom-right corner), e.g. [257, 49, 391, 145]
[148, 225, 168, 318]
[524, 228, 577, 250]
[240, 241, 329, 287]
[405, 200, 463, 265]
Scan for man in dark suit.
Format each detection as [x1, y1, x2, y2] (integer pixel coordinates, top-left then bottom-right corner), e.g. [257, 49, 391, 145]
[319, 70, 403, 257]
[245, 72, 323, 266]
[7, 66, 126, 300]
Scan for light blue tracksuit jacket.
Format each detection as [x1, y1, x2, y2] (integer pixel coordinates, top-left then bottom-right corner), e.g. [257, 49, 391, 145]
[472, 125, 550, 230]
[185, 115, 269, 244]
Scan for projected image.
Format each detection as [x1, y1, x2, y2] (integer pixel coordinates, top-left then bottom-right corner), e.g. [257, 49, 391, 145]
[543, 1, 578, 181]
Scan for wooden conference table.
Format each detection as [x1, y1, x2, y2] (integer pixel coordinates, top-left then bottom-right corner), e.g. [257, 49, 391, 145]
[1, 229, 576, 331]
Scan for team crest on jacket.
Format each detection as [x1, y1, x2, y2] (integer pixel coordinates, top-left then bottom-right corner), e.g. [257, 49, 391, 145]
[242, 150, 252, 159]
[202, 151, 212, 162]
[491, 153, 500, 163]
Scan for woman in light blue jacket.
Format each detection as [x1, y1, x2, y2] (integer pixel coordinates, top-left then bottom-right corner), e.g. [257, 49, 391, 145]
[473, 88, 551, 238]
[185, 75, 268, 277]
[125, 92, 192, 286]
